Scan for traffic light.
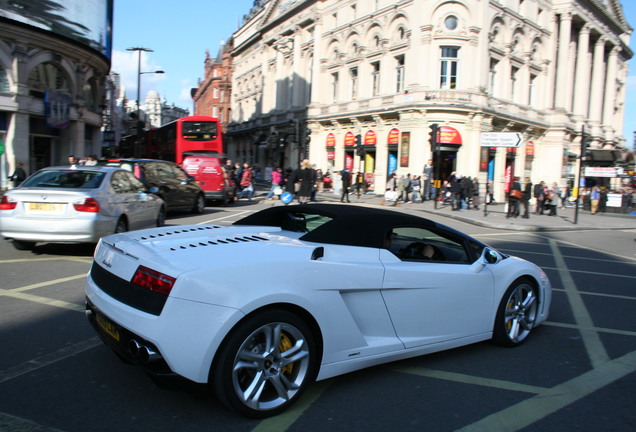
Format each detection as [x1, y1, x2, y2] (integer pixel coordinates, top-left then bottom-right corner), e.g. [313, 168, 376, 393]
[428, 123, 439, 153]
[581, 133, 590, 159]
[305, 127, 312, 145]
[355, 134, 365, 156]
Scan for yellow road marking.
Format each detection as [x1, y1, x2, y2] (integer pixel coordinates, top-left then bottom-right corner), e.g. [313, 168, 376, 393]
[0, 290, 84, 312]
[6, 274, 87, 293]
[392, 366, 547, 394]
[0, 337, 101, 385]
[455, 350, 636, 432]
[549, 239, 609, 368]
[250, 380, 331, 432]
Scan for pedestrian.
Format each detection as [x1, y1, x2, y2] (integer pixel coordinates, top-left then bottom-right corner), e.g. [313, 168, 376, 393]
[354, 172, 365, 199]
[411, 175, 422, 202]
[402, 174, 413, 203]
[340, 168, 351, 203]
[599, 187, 608, 213]
[315, 168, 324, 193]
[507, 176, 522, 218]
[8, 162, 27, 188]
[590, 186, 600, 214]
[461, 176, 472, 210]
[533, 180, 545, 215]
[84, 155, 98, 166]
[471, 177, 480, 210]
[265, 167, 283, 199]
[381, 172, 399, 206]
[396, 175, 406, 204]
[448, 172, 461, 210]
[521, 177, 532, 218]
[235, 164, 255, 201]
[422, 159, 433, 201]
[297, 159, 316, 204]
[547, 182, 560, 216]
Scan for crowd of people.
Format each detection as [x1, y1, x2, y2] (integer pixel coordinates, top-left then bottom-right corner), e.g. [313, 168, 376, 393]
[7, 154, 633, 215]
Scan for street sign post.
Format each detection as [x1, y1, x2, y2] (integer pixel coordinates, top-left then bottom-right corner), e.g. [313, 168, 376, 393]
[480, 132, 522, 147]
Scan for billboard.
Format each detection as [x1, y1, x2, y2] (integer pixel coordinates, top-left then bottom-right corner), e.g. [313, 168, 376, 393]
[0, 0, 113, 60]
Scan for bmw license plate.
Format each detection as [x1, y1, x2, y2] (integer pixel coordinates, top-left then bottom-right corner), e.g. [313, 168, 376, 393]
[27, 202, 65, 213]
[95, 312, 120, 342]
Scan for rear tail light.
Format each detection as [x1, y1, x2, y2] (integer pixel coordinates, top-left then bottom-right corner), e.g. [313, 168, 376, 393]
[131, 266, 176, 296]
[73, 198, 100, 212]
[0, 196, 17, 210]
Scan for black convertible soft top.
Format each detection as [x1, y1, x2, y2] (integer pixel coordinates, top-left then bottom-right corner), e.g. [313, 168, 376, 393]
[234, 204, 446, 249]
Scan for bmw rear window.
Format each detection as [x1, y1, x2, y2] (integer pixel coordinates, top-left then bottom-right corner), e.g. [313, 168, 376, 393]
[22, 170, 105, 189]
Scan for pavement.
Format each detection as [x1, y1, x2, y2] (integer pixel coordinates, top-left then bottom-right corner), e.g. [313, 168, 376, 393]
[249, 187, 636, 232]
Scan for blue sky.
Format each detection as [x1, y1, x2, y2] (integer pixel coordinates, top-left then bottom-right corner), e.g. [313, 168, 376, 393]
[111, 0, 636, 149]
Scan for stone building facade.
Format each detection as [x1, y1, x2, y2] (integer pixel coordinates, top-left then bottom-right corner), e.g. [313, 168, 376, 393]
[0, 12, 110, 188]
[193, 40, 234, 143]
[227, 0, 632, 199]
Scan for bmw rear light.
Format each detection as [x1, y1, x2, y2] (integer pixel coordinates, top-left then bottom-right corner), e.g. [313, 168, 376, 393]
[73, 198, 101, 212]
[0, 196, 17, 210]
[131, 266, 176, 296]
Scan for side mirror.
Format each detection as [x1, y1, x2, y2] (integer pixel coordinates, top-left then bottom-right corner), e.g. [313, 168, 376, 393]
[484, 248, 501, 264]
[470, 248, 501, 273]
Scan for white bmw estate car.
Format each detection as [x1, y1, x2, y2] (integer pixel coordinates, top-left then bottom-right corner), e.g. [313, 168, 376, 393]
[85, 204, 551, 417]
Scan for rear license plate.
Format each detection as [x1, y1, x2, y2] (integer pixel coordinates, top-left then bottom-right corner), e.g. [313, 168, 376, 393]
[95, 312, 120, 342]
[27, 202, 65, 213]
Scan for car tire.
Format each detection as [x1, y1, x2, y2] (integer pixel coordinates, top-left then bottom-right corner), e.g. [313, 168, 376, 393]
[212, 309, 318, 418]
[12, 240, 36, 251]
[492, 278, 538, 347]
[156, 205, 166, 227]
[192, 194, 205, 214]
[114, 217, 128, 234]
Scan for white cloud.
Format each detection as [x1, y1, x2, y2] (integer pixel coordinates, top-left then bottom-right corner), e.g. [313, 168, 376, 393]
[111, 49, 166, 103]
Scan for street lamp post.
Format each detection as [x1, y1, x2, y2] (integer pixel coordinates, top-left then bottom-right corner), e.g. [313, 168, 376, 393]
[126, 47, 164, 156]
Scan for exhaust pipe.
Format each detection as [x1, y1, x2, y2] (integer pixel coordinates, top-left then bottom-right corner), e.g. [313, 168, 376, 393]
[139, 345, 161, 363]
[128, 339, 162, 363]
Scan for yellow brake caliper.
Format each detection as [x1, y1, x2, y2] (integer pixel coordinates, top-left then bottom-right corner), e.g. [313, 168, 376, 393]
[279, 333, 294, 374]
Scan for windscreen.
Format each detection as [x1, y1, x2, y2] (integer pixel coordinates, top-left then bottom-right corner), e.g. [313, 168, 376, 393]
[181, 121, 218, 141]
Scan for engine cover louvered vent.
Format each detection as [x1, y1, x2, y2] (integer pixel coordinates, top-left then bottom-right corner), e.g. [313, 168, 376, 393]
[170, 235, 269, 251]
[136, 225, 222, 241]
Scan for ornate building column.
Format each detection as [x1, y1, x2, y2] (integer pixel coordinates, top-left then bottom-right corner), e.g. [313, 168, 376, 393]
[573, 24, 591, 119]
[554, 11, 572, 110]
[602, 45, 619, 134]
[589, 37, 606, 128]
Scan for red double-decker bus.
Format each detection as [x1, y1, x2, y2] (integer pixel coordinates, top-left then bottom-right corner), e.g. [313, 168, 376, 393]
[148, 115, 223, 164]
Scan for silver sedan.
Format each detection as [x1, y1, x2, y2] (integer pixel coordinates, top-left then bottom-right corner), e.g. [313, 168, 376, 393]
[0, 166, 166, 250]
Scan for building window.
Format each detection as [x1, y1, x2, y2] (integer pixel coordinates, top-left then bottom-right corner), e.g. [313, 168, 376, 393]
[444, 15, 458, 31]
[331, 72, 339, 102]
[213, 106, 218, 117]
[350, 67, 358, 100]
[529, 73, 537, 106]
[371, 61, 381, 96]
[440, 47, 458, 89]
[213, 87, 219, 99]
[395, 55, 405, 93]
[0, 67, 9, 93]
[26, 62, 71, 96]
[220, 90, 225, 103]
[489, 59, 498, 97]
[511, 66, 519, 102]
